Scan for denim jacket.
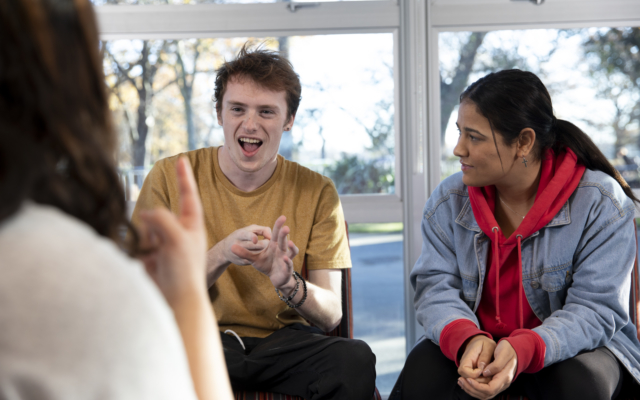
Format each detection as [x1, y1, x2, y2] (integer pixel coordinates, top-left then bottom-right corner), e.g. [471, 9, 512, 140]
[411, 169, 640, 383]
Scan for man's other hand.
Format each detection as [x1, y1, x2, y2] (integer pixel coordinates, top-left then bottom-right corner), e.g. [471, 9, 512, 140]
[231, 215, 299, 289]
[217, 225, 271, 266]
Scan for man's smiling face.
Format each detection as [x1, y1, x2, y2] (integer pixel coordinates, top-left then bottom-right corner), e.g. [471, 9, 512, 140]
[217, 76, 293, 176]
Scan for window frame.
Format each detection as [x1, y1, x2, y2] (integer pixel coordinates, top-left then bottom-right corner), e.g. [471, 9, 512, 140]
[97, 1, 399, 39]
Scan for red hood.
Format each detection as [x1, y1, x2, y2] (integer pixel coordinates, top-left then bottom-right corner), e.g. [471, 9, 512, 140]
[468, 148, 585, 330]
[469, 148, 585, 244]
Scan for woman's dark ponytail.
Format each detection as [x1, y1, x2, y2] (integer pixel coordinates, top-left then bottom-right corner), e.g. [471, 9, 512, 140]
[552, 119, 640, 204]
[461, 69, 640, 205]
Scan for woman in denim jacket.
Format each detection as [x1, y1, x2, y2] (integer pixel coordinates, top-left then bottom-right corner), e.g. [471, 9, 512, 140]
[390, 70, 640, 400]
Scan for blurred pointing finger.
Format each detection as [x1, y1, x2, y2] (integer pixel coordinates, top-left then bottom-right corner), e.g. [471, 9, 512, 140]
[176, 156, 203, 230]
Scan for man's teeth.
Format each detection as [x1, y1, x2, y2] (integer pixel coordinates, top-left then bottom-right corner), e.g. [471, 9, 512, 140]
[240, 138, 261, 144]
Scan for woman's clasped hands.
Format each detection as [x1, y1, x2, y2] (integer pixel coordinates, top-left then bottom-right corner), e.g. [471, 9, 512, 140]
[457, 335, 518, 400]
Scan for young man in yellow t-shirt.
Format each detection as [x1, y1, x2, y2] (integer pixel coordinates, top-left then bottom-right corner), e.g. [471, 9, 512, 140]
[132, 45, 376, 399]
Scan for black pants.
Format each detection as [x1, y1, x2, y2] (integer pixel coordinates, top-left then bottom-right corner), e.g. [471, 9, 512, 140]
[221, 323, 376, 400]
[389, 339, 639, 400]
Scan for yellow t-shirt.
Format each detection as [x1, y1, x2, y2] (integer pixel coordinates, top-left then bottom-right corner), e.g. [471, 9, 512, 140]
[131, 146, 351, 338]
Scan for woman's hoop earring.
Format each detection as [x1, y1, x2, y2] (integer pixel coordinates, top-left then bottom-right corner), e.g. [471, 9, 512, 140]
[522, 156, 528, 168]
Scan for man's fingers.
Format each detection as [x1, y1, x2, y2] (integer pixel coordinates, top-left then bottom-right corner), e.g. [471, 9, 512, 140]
[278, 225, 290, 252]
[288, 240, 299, 258]
[176, 156, 203, 230]
[233, 225, 271, 245]
[235, 230, 258, 244]
[231, 243, 258, 261]
[246, 225, 272, 240]
[271, 215, 286, 240]
[233, 234, 268, 251]
[247, 239, 269, 251]
[284, 255, 294, 269]
[259, 226, 273, 240]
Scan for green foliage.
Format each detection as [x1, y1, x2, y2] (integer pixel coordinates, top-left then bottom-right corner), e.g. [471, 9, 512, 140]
[325, 154, 394, 195]
[584, 28, 640, 84]
[325, 99, 395, 194]
[365, 100, 395, 157]
[582, 28, 640, 154]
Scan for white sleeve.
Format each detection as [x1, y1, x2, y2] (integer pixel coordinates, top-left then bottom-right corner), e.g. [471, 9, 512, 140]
[0, 204, 199, 400]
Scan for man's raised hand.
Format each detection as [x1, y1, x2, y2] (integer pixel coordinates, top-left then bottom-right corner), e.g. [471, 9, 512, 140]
[204, 224, 271, 287]
[231, 215, 299, 289]
[218, 225, 272, 266]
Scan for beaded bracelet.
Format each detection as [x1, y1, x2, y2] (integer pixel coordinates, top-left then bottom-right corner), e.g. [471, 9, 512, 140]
[275, 271, 307, 309]
[275, 271, 300, 302]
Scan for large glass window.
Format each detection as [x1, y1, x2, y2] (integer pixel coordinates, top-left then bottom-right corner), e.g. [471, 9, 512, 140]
[439, 27, 640, 183]
[349, 223, 404, 393]
[107, 35, 395, 198]
[102, 24, 402, 394]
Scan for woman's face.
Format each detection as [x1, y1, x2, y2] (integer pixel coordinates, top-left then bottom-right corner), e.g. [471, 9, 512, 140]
[453, 101, 519, 188]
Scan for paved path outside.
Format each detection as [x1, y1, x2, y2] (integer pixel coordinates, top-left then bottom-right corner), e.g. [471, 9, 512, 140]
[349, 233, 405, 394]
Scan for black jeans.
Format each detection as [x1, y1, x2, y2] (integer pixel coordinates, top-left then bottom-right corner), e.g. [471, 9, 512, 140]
[389, 339, 639, 400]
[221, 323, 376, 400]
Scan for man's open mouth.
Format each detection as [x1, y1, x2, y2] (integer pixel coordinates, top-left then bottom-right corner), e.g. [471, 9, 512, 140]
[239, 137, 263, 154]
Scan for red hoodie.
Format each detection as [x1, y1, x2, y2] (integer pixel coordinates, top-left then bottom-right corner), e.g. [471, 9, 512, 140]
[439, 148, 585, 378]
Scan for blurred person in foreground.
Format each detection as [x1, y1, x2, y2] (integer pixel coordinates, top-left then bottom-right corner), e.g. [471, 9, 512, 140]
[390, 69, 640, 400]
[132, 44, 376, 399]
[0, 1, 232, 399]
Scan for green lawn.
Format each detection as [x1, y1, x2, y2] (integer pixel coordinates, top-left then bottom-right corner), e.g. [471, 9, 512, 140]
[347, 222, 403, 234]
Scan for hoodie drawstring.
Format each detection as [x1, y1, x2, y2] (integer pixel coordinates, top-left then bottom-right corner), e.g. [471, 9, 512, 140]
[492, 227, 507, 330]
[516, 234, 524, 330]
[491, 228, 524, 331]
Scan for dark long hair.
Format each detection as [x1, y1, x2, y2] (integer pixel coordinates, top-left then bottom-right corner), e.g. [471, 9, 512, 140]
[0, 0, 137, 248]
[460, 69, 640, 204]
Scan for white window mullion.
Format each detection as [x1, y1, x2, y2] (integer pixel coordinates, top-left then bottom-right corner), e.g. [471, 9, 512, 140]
[399, 0, 429, 353]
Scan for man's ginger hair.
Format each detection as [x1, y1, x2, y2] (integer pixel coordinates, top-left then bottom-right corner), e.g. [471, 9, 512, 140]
[214, 43, 302, 123]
